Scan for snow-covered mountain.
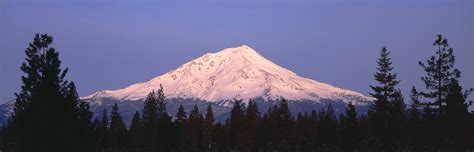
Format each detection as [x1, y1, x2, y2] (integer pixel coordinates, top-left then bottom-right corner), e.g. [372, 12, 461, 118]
[83, 45, 372, 106]
[0, 45, 373, 126]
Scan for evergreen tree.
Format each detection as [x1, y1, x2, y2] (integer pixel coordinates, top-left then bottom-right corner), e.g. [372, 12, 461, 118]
[97, 109, 110, 152]
[64, 82, 95, 151]
[407, 87, 421, 150]
[109, 104, 128, 152]
[152, 86, 174, 151]
[368, 47, 401, 150]
[176, 104, 188, 123]
[443, 79, 473, 151]
[257, 109, 272, 151]
[445, 79, 471, 119]
[142, 90, 159, 152]
[188, 104, 204, 150]
[2, 34, 93, 152]
[418, 35, 462, 114]
[175, 104, 188, 151]
[309, 109, 318, 148]
[128, 111, 144, 152]
[277, 98, 294, 150]
[341, 102, 359, 152]
[156, 85, 167, 119]
[243, 100, 259, 152]
[295, 112, 312, 151]
[214, 121, 230, 151]
[317, 105, 338, 148]
[229, 99, 245, 150]
[158, 112, 175, 151]
[408, 87, 421, 121]
[202, 104, 215, 151]
[389, 90, 406, 147]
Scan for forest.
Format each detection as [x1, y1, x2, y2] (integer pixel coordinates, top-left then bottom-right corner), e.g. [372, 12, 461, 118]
[0, 34, 473, 152]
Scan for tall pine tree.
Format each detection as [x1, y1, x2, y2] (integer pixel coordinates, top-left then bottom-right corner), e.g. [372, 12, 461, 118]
[229, 99, 245, 150]
[142, 90, 159, 152]
[2, 34, 93, 152]
[109, 104, 128, 152]
[368, 47, 401, 150]
[188, 105, 204, 150]
[341, 102, 359, 152]
[243, 100, 260, 152]
[175, 104, 188, 151]
[97, 109, 110, 151]
[443, 79, 473, 151]
[128, 111, 144, 152]
[202, 104, 215, 151]
[418, 35, 462, 114]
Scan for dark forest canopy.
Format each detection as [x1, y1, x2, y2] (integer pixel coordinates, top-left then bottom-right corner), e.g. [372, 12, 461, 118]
[0, 34, 473, 152]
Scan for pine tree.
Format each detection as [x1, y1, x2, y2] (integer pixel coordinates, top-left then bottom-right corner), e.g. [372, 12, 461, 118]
[368, 47, 401, 150]
[389, 90, 406, 147]
[188, 104, 204, 150]
[229, 99, 245, 150]
[214, 121, 230, 151]
[295, 112, 312, 151]
[3, 34, 93, 152]
[202, 104, 215, 151]
[443, 79, 473, 151]
[64, 82, 95, 151]
[158, 112, 175, 151]
[156, 85, 167, 119]
[445, 79, 470, 118]
[109, 104, 128, 152]
[152, 85, 174, 151]
[97, 109, 110, 152]
[408, 87, 421, 121]
[407, 87, 421, 150]
[100, 109, 109, 129]
[128, 111, 143, 152]
[418, 35, 462, 114]
[317, 105, 338, 147]
[258, 109, 272, 150]
[175, 104, 188, 151]
[142, 90, 159, 152]
[243, 100, 259, 152]
[277, 98, 294, 150]
[341, 102, 359, 152]
[309, 109, 318, 148]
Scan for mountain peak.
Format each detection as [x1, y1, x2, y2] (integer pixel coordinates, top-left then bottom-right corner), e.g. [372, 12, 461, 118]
[217, 45, 260, 58]
[83, 46, 372, 106]
[236, 45, 257, 53]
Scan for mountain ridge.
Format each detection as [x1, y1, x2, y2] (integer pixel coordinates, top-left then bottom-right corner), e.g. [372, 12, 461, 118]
[82, 45, 373, 106]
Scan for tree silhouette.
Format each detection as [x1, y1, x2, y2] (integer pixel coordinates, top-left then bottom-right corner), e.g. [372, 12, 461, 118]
[2, 34, 93, 152]
[174, 104, 188, 151]
[243, 100, 259, 151]
[109, 104, 128, 152]
[443, 79, 473, 151]
[418, 35, 462, 114]
[368, 47, 402, 150]
[128, 111, 144, 152]
[188, 104, 204, 150]
[340, 102, 359, 152]
[202, 104, 215, 151]
[97, 109, 110, 151]
[142, 90, 159, 152]
[229, 99, 245, 150]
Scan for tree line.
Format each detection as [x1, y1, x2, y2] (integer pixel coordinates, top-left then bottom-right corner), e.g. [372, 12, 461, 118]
[0, 34, 473, 152]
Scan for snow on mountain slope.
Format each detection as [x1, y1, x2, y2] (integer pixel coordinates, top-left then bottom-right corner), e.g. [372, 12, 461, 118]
[82, 45, 372, 105]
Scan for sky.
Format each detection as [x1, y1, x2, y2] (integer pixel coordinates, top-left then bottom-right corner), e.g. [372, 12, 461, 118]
[1, 0, 473, 109]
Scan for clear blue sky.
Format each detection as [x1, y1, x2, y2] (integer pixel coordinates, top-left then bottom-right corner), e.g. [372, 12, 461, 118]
[1, 0, 473, 109]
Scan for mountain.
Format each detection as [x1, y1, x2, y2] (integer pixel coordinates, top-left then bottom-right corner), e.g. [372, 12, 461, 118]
[0, 45, 373, 126]
[83, 45, 372, 106]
